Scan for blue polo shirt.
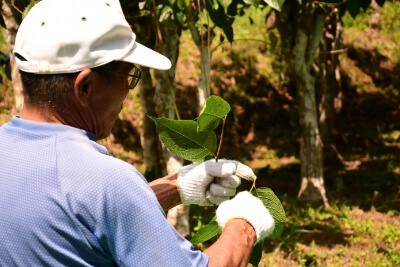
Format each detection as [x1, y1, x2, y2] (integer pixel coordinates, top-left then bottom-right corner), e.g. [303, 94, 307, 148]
[0, 116, 209, 266]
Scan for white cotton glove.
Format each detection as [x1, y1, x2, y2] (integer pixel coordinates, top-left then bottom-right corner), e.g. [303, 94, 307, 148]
[216, 191, 275, 242]
[177, 159, 256, 206]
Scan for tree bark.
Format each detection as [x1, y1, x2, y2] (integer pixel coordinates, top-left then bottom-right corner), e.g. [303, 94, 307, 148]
[185, 0, 215, 113]
[1, 0, 23, 114]
[152, 15, 190, 237]
[138, 67, 164, 181]
[130, 14, 164, 182]
[317, 8, 344, 165]
[276, 0, 329, 207]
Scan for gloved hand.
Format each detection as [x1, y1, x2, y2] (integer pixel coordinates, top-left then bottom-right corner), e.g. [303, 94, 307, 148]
[216, 191, 275, 242]
[177, 159, 256, 206]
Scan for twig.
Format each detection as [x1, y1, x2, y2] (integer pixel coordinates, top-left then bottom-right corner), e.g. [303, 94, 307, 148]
[215, 116, 226, 162]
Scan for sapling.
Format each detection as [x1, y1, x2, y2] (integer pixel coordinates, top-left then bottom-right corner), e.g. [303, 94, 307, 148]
[151, 95, 285, 266]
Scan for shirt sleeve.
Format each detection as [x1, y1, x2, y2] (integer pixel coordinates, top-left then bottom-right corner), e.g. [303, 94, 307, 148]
[72, 162, 209, 267]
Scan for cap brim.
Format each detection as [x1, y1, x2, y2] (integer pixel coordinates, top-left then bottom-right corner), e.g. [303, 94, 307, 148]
[121, 42, 171, 70]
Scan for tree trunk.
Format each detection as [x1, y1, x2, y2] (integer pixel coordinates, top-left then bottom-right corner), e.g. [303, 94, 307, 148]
[1, 0, 23, 114]
[130, 14, 164, 182]
[152, 16, 190, 237]
[139, 67, 164, 181]
[185, 1, 215, 112]
[317, 8, 344, 166]
[276, 0, 329, 207]
[121, 2, 189, 236]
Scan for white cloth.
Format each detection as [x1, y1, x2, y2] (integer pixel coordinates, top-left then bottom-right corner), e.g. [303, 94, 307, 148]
[177, 159, 256, 206]
[216, 191, 275, 242]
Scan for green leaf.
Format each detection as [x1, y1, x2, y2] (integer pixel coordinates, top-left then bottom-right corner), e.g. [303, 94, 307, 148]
[263, 0, 285, 11]
[197, 95, 231, 132]
[253, 187, 286, 239]
[243, 0, 260, 7]
[210, 0, 219, 10]
[150, 117, 217, 163]
[205, 0, 235, 42]
[249, 240, 263, 266]
[190, 220, 221, 245]
[159, 6, 173, 22]
[218, 0, 232, 13]
[175, 11, 186, 27]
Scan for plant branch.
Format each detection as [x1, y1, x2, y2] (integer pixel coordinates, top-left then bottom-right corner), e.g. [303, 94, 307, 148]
[215, 116, 226, 162]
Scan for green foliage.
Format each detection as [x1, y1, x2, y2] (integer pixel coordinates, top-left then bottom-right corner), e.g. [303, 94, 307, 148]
[152, 96, 286, 266]
[344, 0, 387, 18]
[190, 188, 286, 246]
[197, 95, 230, 132]
[342, 5, 372, 29]
[150, 96, 232, 162]
[380, 1, 400, 46]
[253, 187, 286, 239]
[150, 117, 217, 162]
[242, 0, 284, 11]
[248, 241, 263, 266]
[263, 0, 285, 11]
[151, 95, 230, 162]
[205, 0, 236, 42]
[189, 187, 286, 266]
[190, 218, 221, 245]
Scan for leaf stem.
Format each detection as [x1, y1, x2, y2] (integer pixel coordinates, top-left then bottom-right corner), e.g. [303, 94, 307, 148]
[249, 179, 257, 193]
[215, 116, 226, 162]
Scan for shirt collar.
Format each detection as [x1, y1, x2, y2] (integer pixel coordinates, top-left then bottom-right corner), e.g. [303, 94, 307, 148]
[9, 116, 96, 141]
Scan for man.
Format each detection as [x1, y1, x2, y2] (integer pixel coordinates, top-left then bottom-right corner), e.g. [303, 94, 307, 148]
[0, 0, 275, 266]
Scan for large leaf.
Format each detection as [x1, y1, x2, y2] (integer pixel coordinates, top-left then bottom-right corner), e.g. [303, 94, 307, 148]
[206, 0, 235, 42]
[248, 240, 263, 267]
[263, 0, 285, 11]
[190, 219, 221, 245]
[253, 187, 286, 239]
[197, 95, 231, 132]
[150, 117, 217, 163]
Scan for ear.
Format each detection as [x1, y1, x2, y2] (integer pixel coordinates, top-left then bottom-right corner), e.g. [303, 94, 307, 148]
[73, 68, 93, 107]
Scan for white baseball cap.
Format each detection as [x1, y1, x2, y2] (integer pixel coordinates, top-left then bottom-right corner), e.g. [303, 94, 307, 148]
[13, 0, 171, 74]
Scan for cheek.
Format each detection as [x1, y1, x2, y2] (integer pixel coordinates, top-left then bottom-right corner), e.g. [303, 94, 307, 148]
[110, 92, 128, 115]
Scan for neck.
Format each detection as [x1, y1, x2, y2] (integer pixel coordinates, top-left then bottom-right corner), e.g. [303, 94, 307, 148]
[20, 104, 64, 124]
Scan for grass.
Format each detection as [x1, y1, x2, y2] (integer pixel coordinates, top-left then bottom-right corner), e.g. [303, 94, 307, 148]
[257, 199, 400, 266]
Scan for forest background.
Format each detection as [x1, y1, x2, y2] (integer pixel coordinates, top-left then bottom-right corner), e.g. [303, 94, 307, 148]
[1, 0, 400, 266]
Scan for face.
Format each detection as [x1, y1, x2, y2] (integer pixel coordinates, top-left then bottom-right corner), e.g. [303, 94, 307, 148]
[88, 62, 134, 139]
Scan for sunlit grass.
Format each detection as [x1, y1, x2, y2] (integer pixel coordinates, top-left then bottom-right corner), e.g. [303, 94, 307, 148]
[257, 200, 400, 266]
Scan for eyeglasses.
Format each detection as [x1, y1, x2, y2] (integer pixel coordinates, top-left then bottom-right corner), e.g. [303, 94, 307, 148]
[101, 64, 141, 90]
